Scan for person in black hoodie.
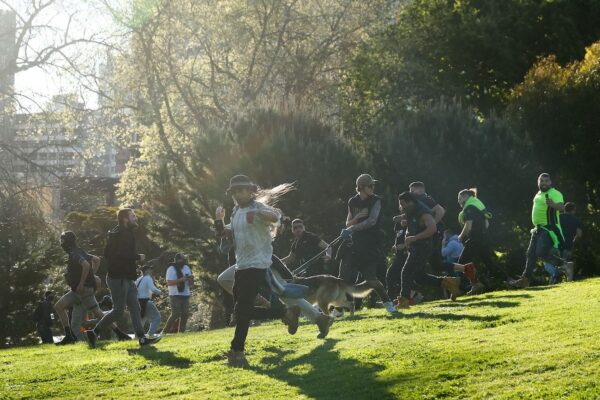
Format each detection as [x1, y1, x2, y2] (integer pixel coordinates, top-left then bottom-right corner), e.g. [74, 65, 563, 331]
[85, 208, 161, 348]
[33, 291, 55, 344]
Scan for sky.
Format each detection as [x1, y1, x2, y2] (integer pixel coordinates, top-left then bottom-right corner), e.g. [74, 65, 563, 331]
[1, 0, 124, 111]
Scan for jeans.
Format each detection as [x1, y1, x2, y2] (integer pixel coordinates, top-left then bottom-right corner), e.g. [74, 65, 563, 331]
[142, 300, 161, 335]
[95, 277, 145, 338]
[522, 229, 564, 278]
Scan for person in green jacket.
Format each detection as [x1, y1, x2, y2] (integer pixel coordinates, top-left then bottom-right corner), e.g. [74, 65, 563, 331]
[510, 173, 565, 288]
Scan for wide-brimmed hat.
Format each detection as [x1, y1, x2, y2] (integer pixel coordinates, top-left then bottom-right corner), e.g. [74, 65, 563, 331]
[226, 174, 257, 194]
[356, 173, 377, 188]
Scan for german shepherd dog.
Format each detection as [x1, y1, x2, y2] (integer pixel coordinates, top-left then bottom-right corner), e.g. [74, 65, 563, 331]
[293, 275, 374, 316]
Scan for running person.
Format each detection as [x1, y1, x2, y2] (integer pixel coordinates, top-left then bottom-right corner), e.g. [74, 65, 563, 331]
[510, 173, 565, 288]
[54, 231, 130, 345]
[136, 265, 162, 337]
[409, 182, 446, 273]
[215, 175, 300, 367]
[452, 188, 501, 294]
[394, 192, 461, 309]
[282, 219, 332, 276]
[339, 174, 396, 313]
[85, 209, 161, 348]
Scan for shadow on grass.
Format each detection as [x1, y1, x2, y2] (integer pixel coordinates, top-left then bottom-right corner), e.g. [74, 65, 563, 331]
[252, 339, 394, 399]
[525, 285, 559, 291]
[127, 347, 192, 369]
[345, 312, 501, 323]
[436, 300, 521, 309]
[457, 293, 533, 302]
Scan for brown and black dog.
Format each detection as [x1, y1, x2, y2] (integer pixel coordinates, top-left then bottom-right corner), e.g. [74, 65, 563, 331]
[293, 275, 373, 316]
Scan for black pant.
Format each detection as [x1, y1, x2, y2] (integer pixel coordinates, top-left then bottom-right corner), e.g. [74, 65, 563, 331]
[338, 240, 390, 302]
[37, 323, 53, 344]
[400, 241, 442, 298]
[386, 251, 408, 299]
[459, 236, 506, 278]
[428, 232, 443, 272]
[231, 268, 285, 352]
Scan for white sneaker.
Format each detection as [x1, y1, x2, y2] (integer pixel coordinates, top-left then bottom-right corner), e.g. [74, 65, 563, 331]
[383, 301, 397, 313]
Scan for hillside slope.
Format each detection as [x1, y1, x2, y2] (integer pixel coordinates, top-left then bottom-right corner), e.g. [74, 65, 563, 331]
[2, 279, 599, 399]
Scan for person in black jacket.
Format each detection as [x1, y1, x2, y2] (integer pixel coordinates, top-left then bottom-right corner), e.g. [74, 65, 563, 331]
[85, 208, 160, 348]
[339, 174, 397, 314]
[33, 291, 55, 344]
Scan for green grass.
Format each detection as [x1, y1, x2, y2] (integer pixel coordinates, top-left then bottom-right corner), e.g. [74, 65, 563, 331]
[2, 279, 600, 399]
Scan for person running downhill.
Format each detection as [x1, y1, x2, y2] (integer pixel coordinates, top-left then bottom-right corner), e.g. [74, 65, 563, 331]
[339, 174, 397, 314]
[54, 231, 130, 345]
[215, 175, 301, 367]
[393, 192, 461, 309]
[85, 209, 161, 348]
[510, 173, 565, 288]
[453, 188, 500, 294]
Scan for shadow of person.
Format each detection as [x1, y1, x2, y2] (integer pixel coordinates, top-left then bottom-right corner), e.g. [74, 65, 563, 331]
[251, 339, 395, 399]
[436, 300, 521, 309]
[342, 311, 501, 323]
[127, 346, 192, 369]
[457, 293, 533, 302]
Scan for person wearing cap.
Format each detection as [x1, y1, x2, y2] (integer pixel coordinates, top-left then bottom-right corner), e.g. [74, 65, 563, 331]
[163, 254, 193, 334]
[86, 208, 161, 348]
[339, 173, 397, 314]
[215, 174, 301, 367]
[282, 219, 332, 276]
[54, 231, 130, 345]
[33, 291, 55, 344]
[136, 265, 162, 336]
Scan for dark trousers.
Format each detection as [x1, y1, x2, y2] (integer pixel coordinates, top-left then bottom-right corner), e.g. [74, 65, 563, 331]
[386, 251, 408, 299]
[459, 236, 506, 278]
[428, 233, 443, 272]
[37, 323, 53, 344]
[400, 242, 442, 298]
[338, 241, 390, 303]
[231, 268, 285, 352]
[522, 229, 563, 278]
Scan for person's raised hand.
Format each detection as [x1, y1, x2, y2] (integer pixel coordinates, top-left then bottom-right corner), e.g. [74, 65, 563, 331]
[216, 206, 225, 221]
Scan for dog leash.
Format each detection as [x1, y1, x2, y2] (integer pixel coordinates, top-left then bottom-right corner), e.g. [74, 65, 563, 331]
[293, 236, 342, 277]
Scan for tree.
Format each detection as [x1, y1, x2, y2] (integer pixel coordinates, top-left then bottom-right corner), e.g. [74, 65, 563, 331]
[343, 0, 600, 134]
[0, 190, 62, 347]
[509, 40, 600, 276]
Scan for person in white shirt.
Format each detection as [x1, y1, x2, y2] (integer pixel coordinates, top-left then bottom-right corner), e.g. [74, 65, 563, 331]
[162, 253, 193, 334]
[135, 265, 162, 336]
[215, 174, 300, 367]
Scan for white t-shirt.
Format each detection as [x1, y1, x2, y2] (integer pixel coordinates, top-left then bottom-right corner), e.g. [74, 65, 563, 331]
[166, 265, 192, 296]
[135, 275, 162, 299]
[231, 201, 277, 270]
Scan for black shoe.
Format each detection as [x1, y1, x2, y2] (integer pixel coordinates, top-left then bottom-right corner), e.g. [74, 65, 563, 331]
[113, 328, 132, 341]
[139, 336, 161, 346]
[55, 334, 77, 346]
[86, 330, 98, 348]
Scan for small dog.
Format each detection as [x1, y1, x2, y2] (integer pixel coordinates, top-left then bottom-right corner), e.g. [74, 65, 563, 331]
[293, 275, 373, 316]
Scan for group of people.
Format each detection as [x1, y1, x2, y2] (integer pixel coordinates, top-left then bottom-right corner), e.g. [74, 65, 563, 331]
[213, 172, 581, 366]
[35, 208, 198, 347]
[35, 171, 582, 369]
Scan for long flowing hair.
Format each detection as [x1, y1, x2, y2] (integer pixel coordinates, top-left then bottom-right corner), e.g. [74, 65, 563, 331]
[254, 182, 296, 238]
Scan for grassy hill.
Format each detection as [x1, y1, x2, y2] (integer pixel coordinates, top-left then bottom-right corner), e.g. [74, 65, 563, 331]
[2, 279, 600, 399]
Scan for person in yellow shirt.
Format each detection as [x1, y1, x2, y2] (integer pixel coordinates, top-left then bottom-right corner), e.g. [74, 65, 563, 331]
[510, 173, 565, 288]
